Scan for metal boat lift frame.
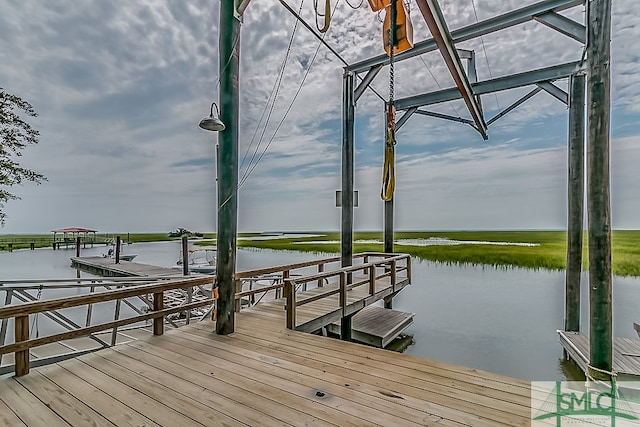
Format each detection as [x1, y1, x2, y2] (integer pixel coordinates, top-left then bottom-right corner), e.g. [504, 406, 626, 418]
[215, 0, 614, 379]
[337, 0, 613, 378]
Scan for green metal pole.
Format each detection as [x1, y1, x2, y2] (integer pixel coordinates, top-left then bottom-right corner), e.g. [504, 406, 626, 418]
[586, 0, 612, 380]
[216, 0, 240, 335]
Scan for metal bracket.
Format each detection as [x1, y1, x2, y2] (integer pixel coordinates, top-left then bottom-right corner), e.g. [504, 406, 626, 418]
[415, 0, 488, 139]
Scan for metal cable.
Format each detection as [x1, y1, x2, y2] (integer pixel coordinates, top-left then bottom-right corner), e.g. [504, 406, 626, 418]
[419, 54, 464, 119]
[239, 0, 306, 184]
[470, 0, 500, 111]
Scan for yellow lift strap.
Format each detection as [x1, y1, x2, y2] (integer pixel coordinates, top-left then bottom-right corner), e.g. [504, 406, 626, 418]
[381, 106, 396, 201]
[315, 0, 331, 33]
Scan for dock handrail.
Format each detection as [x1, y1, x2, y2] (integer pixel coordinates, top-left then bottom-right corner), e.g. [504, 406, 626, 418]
[283, 253, 411, 330]
[0, 275, 213, 377]
[232, 253, 373, 311]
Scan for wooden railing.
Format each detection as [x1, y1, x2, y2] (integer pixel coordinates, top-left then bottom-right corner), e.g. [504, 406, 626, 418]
[233, 254, 372, 311]
[283, 253, 411, 330]
[0, 276, 213, 376]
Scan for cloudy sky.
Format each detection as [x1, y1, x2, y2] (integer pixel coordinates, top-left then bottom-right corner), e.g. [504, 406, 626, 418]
[1, 0, 638, 234]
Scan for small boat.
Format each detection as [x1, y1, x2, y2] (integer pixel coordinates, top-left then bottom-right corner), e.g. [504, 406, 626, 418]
[102, 245, 138, 262]
[176, 247, 216, 274]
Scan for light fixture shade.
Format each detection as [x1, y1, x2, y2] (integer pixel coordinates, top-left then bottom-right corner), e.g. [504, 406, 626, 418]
[199, 116, 226, 131]
[198, 102, 225, 132]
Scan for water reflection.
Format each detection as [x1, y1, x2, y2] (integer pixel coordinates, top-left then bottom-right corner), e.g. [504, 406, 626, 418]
[1, 242, 639, 382]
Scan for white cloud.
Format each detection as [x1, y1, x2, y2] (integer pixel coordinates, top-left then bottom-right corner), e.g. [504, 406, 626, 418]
[1, 0, 638, 233]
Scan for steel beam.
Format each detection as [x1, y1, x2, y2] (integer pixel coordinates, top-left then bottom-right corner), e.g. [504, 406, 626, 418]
[414, 109, 475, 125]
[535, 11, 586, 43]
[347, 0, 584, 73]
[537, 81, 569, 104]
[355, 65, 383, 102]
[395, 107, 417, 130]
[395, 61, 582, 111]
[415, 0, 488, 139]
[341, 71, 355, 268]
[487, 87, 543, 126]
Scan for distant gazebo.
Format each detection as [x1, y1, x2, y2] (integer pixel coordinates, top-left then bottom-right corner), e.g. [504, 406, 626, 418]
[51, 227, 98, 249]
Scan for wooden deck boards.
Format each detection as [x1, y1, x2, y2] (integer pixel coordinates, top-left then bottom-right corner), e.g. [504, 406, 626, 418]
[0, 310, 533, 426]
[71, 256, 188, 277]
[559, 330, 640, 378]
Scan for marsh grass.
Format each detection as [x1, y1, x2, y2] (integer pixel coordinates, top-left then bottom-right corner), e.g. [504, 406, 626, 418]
[237, 230, 640, 277]
[2, 230, 639, 277]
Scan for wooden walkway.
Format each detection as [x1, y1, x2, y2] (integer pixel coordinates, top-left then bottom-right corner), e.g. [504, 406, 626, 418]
[256, 272, 410, 333]
[71, 256, 189, 277]
[0, 310, 534, 426]
[559, 330, 640, 380]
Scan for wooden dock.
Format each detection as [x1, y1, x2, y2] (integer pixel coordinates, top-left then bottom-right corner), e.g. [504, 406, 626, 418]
[0, 310, 534, 426]
[559, 330, 640, 380]
[71, 256, 187, 277]
[72, 254, 412, 345]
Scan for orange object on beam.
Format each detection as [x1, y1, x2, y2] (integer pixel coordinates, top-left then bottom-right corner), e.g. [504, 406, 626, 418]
[367, 0, 390, 12]
[383, 1, 414, 55]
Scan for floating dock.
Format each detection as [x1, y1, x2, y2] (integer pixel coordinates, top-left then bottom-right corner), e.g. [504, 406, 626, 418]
[559, 330, 640, 380]
[71, 256, 188, 277]
[326, 305, 414, 348]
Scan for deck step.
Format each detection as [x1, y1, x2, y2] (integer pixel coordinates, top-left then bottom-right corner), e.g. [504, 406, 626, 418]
[326, 305, 414, 348]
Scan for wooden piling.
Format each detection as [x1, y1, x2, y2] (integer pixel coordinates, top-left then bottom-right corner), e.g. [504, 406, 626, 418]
[216, 0, 240, 335]
[115, 236, 121, 264]
[153, 292, 164, 336]
[181, 236, 189, 276]
[586, 0, 612, 379]
[14, 315, 29, 376]
[565, 73, 585, 333]
[76, 236, 81, 257]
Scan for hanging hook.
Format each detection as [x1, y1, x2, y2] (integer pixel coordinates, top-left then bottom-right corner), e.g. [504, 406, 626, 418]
[314, 0, 331, 33]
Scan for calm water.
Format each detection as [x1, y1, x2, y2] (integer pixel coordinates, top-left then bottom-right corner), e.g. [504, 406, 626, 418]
[2, 242, 639, 381]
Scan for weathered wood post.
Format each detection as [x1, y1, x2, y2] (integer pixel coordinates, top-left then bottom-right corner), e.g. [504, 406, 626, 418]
[317, 263, 324, 288]
[565, 73, 585, 333]
[115, 236, 121, 264]
[285, 279, 296, 330]
[339, 272, 352, 341]
[369, 265, 376, 295]
[586, 0, 612, 381]
[153, 292, 164, 336]
[181, 236, 189, 276]
[216, 0, 240, 335]
[14, 315, 29, 376]
[182, 236, 191, 323]
[76, 236, 81, 257]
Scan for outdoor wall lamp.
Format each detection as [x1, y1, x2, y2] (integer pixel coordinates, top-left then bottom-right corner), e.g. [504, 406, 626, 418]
[198, 102, 225, 131]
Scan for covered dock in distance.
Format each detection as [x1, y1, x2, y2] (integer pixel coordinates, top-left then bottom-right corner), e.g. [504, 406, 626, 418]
[51, 227, 101, 250]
